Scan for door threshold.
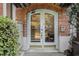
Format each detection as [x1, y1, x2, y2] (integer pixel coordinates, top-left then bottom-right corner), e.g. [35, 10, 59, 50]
[30, 45, 56, 48]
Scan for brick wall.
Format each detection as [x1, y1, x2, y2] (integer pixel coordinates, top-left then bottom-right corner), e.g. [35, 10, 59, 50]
[59, 13, 70, 36]
[0, 3, 11, 17]
[6, 3, 11, 18]
[16, 8, 26, 36]
[0, 3, 3, 16]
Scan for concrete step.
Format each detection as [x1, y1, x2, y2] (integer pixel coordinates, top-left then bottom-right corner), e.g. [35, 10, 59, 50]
[28, 48, 58, 52]
[27, 45, 58, 52]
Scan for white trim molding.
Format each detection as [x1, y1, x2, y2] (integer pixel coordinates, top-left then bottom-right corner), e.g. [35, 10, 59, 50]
[12, 4, 16, 20]
[3, 3, 7, 16]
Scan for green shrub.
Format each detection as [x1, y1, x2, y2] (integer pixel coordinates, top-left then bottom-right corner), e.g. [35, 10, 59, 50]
[0, 16, 19, 56]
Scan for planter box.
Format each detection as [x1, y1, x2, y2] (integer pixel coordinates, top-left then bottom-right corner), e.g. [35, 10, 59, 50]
[72, 41, 79, 56]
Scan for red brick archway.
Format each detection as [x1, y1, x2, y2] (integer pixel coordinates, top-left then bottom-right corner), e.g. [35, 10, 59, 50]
[24, 3, 64, 14]
[16, 3, 69, 36]
[16, 3, 64, 20]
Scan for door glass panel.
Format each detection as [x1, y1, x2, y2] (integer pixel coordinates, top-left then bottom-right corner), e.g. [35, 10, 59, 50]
[45, 13, 54, 42]
[31, 13, 40, 42]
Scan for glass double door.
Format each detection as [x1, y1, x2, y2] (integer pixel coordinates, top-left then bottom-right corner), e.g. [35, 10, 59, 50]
[31, 12, 54, 45]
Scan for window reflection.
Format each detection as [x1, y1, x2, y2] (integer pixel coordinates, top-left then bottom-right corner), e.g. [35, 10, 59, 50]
[45, 13, 54, 42]
[31, 13, 40, 42]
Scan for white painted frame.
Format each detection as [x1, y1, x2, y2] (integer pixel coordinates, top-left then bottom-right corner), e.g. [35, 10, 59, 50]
[12, 4, 16, 21]
[3, 3, 7, 16]
[26, 9, 58, 49]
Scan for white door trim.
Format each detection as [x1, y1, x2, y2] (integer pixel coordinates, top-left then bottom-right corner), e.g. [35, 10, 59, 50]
[26, 9, 59, 49]
[3, 3, 7, 16]
[12, 4, 16, 21]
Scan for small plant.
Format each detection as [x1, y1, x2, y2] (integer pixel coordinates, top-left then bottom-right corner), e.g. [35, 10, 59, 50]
[68, 4, 79, 40]
[64, 4, 79, 56]
[0, 16, 19, 56]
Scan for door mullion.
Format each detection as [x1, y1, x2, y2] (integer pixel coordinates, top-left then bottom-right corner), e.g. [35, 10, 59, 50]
[42, 13, 45, 44]
[40, 13, 45, 47]
[40, 13, 42, 45]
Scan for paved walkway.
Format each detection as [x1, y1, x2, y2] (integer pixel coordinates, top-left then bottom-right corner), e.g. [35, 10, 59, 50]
[21, 47, 65, 56]
[23, 52, 65, 56]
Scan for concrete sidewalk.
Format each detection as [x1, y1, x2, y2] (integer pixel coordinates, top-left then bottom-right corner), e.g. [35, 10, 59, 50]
[23, 52, 65, 56]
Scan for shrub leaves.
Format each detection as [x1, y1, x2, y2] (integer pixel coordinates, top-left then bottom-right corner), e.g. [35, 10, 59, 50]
[0, 16, 19, 56]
